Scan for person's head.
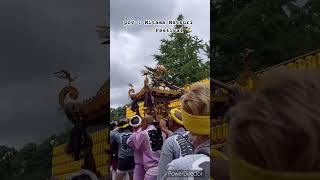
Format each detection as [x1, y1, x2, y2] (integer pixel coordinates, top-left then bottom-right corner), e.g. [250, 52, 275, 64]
[141, 115, 154, 130]
[181, 82, 210, 147]
[226, 70, 320, 178]
[110, 122, 117, 131]
[129, 115, 142, 131]
[116, 120, 130, 132]
[168, 108, 183, 131]
[122, 118, 129, 123]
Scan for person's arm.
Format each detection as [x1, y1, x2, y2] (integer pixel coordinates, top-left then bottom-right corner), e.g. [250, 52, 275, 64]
[126, 129, 145, 150]
[157, 140, 174, 180]
[109, 131, 116, 144]
[162, 129, 173, 138]
[160, 120, 173, 138]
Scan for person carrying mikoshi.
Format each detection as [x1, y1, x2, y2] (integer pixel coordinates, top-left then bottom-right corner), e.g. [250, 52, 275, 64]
[225, 70, 320, 180]
[157, 108, 194, 180]
[127, 115, 167, 180]
[109, 122, 119, 180]
[110, 120, 135, 180]
[163, 82, 210, 179]
[127, 115, 146, 180]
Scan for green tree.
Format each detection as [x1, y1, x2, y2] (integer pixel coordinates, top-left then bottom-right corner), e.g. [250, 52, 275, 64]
[154, 14, 210, 86]
[110, 107, 120, 122]
[212, 0, 320, 82]
[110, 106, 126, 122]
[0, 129, 72, 180]
[0, 146, 17, 179]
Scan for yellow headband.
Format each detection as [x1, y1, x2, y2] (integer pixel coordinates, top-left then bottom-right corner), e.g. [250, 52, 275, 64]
[117, 123, 129, 129]
[230, 152, 320, 180]
[170, 108, 183, 125]
[181, 109, 210, 135]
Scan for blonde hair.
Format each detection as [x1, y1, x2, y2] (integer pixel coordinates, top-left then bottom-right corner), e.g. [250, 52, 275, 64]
[181, 82, 210, 117]
[226, 70, 320, 171]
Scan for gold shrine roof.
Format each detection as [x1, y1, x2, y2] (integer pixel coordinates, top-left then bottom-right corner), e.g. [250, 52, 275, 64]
[59, 80, 108, 125]
[125, 78, 209, 118]
[126, 102, 145, 118]
[132, 87, 183, 101]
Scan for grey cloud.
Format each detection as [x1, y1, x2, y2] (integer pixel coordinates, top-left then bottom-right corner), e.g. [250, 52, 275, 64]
[110, 30, 166, 107]
[111, 0, 177, 32]
[177, 1, 210, 43]
[110, 0, 210, 108]
[0, 0, 108, 147]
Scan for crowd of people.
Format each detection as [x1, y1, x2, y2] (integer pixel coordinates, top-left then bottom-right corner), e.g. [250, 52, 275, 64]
[50, 69, 319, 180]
[111, 69, 320, 180]
[110, 82, 210, 180]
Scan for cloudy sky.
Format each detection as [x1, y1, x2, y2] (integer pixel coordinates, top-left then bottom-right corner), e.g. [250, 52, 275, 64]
[0, 0, 108, 148]
[110, 0, 210, 108]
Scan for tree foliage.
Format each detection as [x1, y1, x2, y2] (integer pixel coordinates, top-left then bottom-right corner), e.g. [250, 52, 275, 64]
[212, 0, 320, 82]
[154, 14, 210, 86]
[110, 106, 126, 122]
[0, 129, 71, 180]
[0, 142, 51, 180]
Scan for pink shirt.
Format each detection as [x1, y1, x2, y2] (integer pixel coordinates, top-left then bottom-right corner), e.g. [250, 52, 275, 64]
[127, 127, 143, 165]
[127, 125, 166, 170]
